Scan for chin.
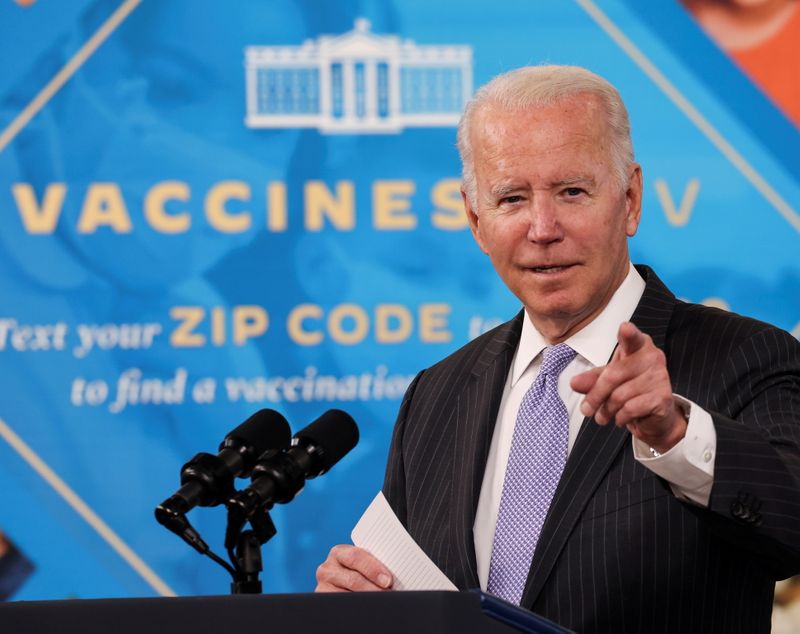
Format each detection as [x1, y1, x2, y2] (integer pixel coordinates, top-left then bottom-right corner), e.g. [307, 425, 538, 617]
[525, 302, 581, 322]
[521, 289, 580, 314]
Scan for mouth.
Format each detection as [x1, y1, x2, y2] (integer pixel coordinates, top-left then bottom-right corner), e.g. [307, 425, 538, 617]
[525, 264, 576, 274]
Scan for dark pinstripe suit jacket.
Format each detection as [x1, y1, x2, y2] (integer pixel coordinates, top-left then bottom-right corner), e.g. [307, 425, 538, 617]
[383, 265, 800, 633]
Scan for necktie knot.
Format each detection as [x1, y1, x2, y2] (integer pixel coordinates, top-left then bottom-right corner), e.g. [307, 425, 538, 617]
[539, 343, 576, 378]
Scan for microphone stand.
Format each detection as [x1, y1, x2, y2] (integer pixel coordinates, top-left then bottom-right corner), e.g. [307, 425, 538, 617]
[225, 500, 276, 594]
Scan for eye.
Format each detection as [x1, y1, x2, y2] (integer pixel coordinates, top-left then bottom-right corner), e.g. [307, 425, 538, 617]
[501, 195, 524, 204]
[563, 187, 585, 197]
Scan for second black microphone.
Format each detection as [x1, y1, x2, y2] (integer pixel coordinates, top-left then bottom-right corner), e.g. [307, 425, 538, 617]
[227, 409, 359, 521]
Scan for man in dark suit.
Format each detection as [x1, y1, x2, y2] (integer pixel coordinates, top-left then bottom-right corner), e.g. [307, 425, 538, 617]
[315, 65, 800, 633]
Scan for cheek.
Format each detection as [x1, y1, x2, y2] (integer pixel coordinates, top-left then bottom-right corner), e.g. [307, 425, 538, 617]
[479, 221, 512, 254]
[493, 216, 530, 244]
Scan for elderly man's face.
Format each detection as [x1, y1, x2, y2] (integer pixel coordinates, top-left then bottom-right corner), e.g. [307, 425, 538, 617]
[464, 95, 642, 342]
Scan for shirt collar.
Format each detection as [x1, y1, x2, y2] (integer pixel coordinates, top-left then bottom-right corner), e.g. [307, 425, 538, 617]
[510, 263, 646, 386]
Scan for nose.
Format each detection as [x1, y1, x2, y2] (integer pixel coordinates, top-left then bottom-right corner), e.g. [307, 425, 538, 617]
[526, 198, 563, 244]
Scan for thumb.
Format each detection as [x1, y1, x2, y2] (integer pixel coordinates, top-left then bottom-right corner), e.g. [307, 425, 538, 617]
[570, 366, 602, 394]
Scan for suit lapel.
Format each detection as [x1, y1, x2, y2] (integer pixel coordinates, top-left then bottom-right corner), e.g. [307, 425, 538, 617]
[448, 312, 523, 589]
[521, 265, 677, 607]
[626, 265, 675, 351]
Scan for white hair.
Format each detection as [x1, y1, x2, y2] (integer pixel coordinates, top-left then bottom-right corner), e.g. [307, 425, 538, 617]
[456, 65, 635, 207]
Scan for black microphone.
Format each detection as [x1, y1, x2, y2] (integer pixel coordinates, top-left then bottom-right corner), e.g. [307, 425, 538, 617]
[226, 409, 359, 523]
[155, 409, 292, 547]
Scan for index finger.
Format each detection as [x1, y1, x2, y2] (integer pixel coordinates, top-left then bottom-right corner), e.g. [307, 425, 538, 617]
[617, 321, 648, 356]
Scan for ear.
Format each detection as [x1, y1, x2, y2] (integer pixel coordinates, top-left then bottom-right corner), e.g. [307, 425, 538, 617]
[624, 164, 643, 237]
[462, 189, 489, 254]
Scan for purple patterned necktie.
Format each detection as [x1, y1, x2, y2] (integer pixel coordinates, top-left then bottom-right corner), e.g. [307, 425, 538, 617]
[487, 343, 577, 605]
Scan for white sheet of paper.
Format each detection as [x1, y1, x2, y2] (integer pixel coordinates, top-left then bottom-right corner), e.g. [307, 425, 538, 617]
[351, 491, 457, 591]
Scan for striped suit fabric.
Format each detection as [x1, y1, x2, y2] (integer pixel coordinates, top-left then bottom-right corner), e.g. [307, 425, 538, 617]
[383, 265, 800, 633]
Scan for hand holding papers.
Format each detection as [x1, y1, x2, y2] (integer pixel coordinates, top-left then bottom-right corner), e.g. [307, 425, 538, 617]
[351, 492, 457, 591]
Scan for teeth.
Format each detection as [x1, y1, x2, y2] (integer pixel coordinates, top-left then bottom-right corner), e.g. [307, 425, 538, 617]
[533, 266, 565, 273]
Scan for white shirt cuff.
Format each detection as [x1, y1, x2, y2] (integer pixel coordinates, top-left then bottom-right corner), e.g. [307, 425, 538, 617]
[632, 394, 716, 507]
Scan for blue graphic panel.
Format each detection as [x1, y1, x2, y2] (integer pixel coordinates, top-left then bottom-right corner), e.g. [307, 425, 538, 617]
[0, 0, 796, 601]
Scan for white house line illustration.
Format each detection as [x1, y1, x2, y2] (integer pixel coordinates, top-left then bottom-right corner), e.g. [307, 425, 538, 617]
[244, 18, 473, 134]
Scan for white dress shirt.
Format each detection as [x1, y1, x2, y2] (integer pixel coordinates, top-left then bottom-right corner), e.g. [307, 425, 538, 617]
[474, 264, 717, 590]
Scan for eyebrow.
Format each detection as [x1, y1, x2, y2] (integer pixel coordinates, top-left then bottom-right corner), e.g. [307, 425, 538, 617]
[490, 183, 524, 198]
[552, 176, 596, 187]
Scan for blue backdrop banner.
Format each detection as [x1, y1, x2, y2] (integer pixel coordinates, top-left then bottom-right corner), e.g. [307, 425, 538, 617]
[0, 0, 797, 599]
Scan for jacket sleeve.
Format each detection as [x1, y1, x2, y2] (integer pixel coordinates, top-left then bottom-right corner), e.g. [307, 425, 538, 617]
[700, 326, 800, 578]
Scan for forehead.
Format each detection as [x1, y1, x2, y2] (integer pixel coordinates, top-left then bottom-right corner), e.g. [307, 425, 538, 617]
[471, 95, 610, 170]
